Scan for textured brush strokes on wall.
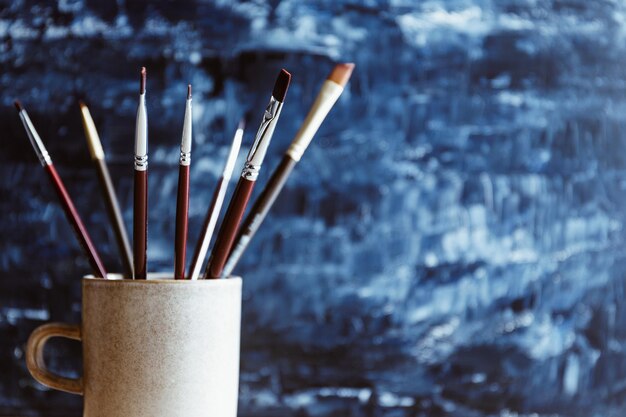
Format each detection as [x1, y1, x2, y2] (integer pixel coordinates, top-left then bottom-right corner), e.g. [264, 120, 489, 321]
[1, 1, 626, 416]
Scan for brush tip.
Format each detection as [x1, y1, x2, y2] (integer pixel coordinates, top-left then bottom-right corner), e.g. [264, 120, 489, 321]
[140, 67, 146, 94]
[272, 68, 291, 102]
[13, 100, 23, 112]
[78, 100, 87, 108]
[237, 117, 245, 131]
[328, 63, 355, 87]
[187, 84, 192, 99]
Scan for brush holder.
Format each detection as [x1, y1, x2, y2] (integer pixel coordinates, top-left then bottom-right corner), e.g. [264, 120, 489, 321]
[26, 273, 241, 417]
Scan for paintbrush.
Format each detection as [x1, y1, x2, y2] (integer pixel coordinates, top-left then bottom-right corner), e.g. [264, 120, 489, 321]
[204, 69, 291, 279]
[223, 63, 355, 276]
[187, 119, 244, 280]
[15, 100, 108, 278]
[79, 101, 133, 278]
[133, 67, 148, 279]
[174, 85, 193, 279]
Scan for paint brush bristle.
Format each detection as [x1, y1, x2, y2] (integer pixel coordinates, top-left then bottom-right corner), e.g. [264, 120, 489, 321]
[14, 100, 24, 112]
[187, 84, 192, 99]
[272, 69, 291, 102]
[328, 63, 355, 87]
[140, 67, 146, 95]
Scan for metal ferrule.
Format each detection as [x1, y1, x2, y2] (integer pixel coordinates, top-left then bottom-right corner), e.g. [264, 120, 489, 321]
[179, 151, 191, 166]
[19, 111, 52, 166]
[179, 97, 192, 166]
[241, 97, 283, 181]
[241, 163, 260, 181]
[134, 94, 148, 170]
[134, 154, 148, 171]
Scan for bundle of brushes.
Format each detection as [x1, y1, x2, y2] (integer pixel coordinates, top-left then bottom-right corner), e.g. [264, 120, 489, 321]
[14, 63, 355, 280]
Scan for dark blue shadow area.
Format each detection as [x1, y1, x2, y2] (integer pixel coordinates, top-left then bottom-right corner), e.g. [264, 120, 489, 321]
[2, 1, 626, 416]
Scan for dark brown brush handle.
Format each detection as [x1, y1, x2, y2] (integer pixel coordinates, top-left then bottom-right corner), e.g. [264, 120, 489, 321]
[94, 158, 133, 278]
[174, 164, 190, 279]
[44, 164, 107, 278]
[133, 169, 148, 280]
[205, 178, 256, 279]
[226, 155, 297, 272]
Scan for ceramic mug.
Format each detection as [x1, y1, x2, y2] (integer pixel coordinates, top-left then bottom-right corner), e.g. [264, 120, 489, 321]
[26, 273, 242, 417]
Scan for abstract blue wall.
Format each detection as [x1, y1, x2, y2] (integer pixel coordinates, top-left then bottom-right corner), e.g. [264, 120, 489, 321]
[2, 0, 626, 416]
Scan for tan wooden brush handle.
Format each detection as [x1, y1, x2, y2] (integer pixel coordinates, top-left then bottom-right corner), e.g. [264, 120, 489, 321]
[26, 322, 83, 395]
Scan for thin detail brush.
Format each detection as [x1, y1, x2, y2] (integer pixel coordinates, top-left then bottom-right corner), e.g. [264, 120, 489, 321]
[174, 85, 193, 279]
[15, 100, 108, 278]
[79, 101, 133, 278]
[133, 67, 148, 279]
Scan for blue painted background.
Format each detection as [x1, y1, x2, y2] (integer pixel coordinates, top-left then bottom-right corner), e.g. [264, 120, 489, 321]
[2, 0, 626, 416]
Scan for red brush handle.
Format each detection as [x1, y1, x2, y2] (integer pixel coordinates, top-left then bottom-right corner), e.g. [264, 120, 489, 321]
[205, 178, 255, 279]
[44, 164, 107, 278]
[133, 169, 148, 279]
[174, 164, 190, 279]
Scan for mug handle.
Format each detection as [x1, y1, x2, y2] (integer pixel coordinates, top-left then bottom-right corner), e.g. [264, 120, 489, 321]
[26, 322, 83, 395]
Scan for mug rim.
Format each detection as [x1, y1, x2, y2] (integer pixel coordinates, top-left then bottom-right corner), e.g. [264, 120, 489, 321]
[82, 273, 242, 285]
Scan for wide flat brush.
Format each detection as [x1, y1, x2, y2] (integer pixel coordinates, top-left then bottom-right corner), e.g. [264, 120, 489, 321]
[79, 101, 133, 278]
[173, 85, 193, 279]
[15, 100, 108, 279]
[187, 119, 244, 280]
[133, 67, 148, 279]
[204, 69, 291, 279]
[223, 63, 355, 276]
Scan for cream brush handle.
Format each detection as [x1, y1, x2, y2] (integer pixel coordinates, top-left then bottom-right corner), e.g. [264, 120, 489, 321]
[285, 80, 344, 162]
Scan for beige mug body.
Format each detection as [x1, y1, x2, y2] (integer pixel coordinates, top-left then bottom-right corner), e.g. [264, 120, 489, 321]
[26, 274, 242, 417]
